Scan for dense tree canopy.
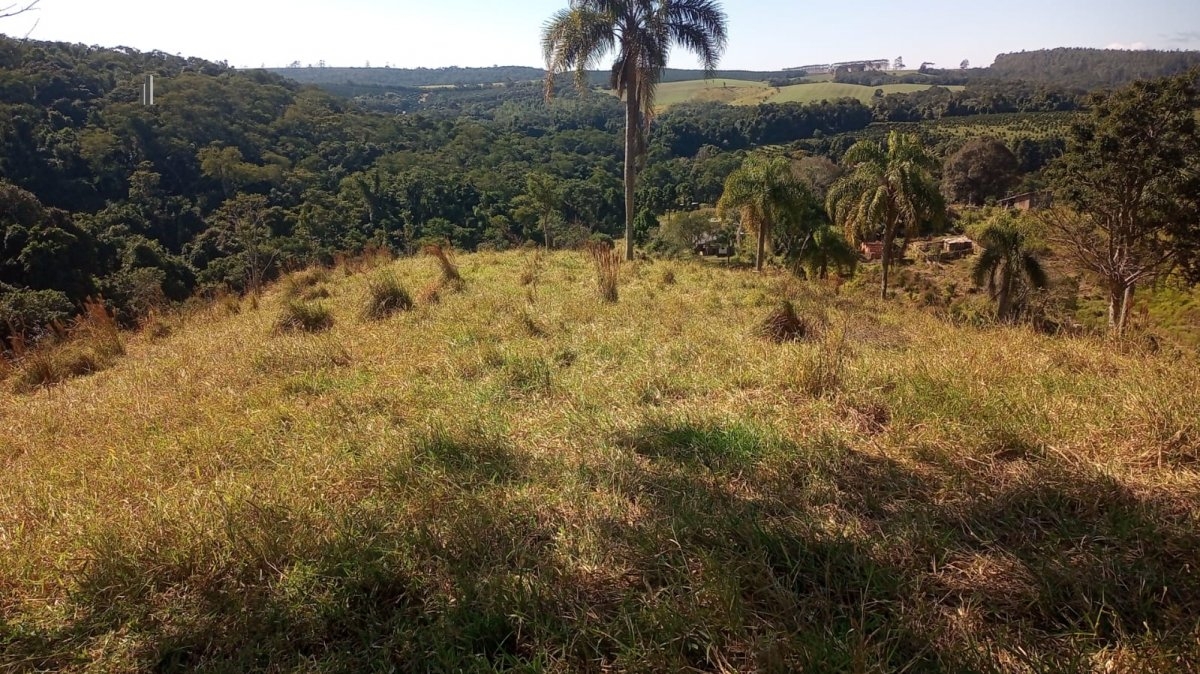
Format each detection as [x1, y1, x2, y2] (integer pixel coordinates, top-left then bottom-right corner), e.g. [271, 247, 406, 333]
[941, 138, 1019, 206]
[1046, 70, 1200, 334]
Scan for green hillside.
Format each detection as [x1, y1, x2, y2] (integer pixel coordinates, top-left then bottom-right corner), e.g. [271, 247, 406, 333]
[771, 82, 963, 105]
[2, 251, 1198, 670]
[270, 66, 798, 89]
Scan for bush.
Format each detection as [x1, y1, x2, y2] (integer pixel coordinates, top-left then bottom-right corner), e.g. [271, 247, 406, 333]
[274, 302, 334, 334]
[361, 273, 413, 321]
[0, 285, 74, 345]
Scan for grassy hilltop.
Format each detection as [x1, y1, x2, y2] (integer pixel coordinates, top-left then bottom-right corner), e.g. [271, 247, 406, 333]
[2, 251, 1199, 672]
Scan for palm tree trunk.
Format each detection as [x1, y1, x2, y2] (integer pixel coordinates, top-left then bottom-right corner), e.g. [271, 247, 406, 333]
[998, 270, 1013, 323]
[879, 236, 892, 300]
[623, 95, 638, 263]
[755, 225, 766, 272]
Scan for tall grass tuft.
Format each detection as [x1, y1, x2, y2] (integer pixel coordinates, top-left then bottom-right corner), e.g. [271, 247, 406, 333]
[423, 243, 463, 286]
[361, 273, 413, 321]
[417, 282, 442, 307]
[336, 244, 394, 276]
[273, 301, 334, 334]
[756, 300, 809, 343]
[11, 297, 125, 392]
[588, 243, 621, 303]
[281, 267, 331, 299]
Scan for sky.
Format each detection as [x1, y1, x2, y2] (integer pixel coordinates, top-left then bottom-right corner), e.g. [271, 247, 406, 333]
[2, 0, 1199, 71]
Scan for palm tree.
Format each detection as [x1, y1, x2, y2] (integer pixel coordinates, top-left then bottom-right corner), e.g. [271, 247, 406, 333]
[543, 0, 728, 262]
[826, 131, 944, 299]
[796, 225, 857, 280]
[972, 220, 1048, 322]
[717, 154, 816, 272]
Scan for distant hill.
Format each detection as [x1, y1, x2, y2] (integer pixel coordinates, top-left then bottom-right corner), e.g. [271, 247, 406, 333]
[988, 48, 1200, 90]
[269, 65, 798, 89]
[270, 49, 1200, 99]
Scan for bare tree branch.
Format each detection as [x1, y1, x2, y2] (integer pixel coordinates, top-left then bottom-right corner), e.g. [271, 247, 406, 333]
[0, 0, 39, 21]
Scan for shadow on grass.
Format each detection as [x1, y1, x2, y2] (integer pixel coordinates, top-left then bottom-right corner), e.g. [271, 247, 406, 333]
[3, 419, 1198, 672]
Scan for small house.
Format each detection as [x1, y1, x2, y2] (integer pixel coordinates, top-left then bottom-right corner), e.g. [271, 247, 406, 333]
[998, 191, 1052, 211]
[859, 241, 903, 262]
[693, 233, 733, 258]
[941, 235, 976, 259]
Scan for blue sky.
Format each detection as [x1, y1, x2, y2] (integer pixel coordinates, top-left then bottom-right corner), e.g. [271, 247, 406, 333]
[4, 0, 1199, 70]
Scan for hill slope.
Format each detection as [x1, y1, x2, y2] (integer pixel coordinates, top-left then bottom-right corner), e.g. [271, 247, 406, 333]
[2, 251, 1198, 671]
[270, 65, 798, 89]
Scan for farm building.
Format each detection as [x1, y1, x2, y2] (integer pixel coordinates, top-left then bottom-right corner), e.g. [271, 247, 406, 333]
[859, 241, 903, 262]
[693, 233, 733, 258]
[998, 191, 1052, 211]
[941, 235, 976, 258]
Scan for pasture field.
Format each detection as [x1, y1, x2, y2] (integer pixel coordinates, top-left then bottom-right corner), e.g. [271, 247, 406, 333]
[650, 79, 964, 109]
[1, 251, 1198, 672]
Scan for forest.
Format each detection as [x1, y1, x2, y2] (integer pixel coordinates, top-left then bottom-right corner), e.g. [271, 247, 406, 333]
[1, 34, 1198, 344]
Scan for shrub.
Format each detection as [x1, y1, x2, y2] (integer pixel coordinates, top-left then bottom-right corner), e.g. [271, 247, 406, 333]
[588, 243, 620, 303]
[361, 273, 413, 321]
[274, 302, 334, 334]
[0, 285, 74, 344]
[661, 267, 677, 286]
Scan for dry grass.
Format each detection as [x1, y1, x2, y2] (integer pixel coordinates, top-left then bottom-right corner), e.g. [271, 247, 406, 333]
[7, 297, 125, 393]
[423, 243, 463, 286]
[272, 301, 334, 334]
[588, 242, 621, 303]
[756, 299, 810, 342]
[281, 267, 331, 299]
[1, 251, 1198, 672]
[360, 272, 413, 321]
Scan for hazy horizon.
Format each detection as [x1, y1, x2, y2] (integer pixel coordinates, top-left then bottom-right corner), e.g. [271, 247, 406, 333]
[1, 0, 1198, 71]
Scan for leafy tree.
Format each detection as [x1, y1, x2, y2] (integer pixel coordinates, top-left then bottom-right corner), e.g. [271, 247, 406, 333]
[826, 131, 944, 298]
[894, 56, 905, 71]
[1045, 71, 1200, 335]
[543, 0, 728, 261]
[972, 217, 1048, 322]
[189, 194, 282, 294]
[512, 172, 563, 248]
[941, 137, 1019, 206]
[717, 154, 816, 272]
[960, 59, 970, 70]
[650, 207, 727, 255]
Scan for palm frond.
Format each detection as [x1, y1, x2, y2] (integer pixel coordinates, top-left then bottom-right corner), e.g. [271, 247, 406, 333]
[1022, 253, 1049, 289]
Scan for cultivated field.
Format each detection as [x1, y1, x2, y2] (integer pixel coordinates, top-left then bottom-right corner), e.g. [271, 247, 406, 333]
[651, 80, 963, 109]
[1, 251, 1198, 672]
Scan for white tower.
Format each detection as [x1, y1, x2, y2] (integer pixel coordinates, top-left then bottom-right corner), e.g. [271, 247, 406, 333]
[142, 74, 154, 105]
